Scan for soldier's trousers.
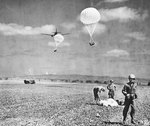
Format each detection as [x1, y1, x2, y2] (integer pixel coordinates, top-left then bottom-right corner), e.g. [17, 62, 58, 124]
[93, 88, 99, 102]
[123, 98, 135, 121]
[108, 90, 114, 99]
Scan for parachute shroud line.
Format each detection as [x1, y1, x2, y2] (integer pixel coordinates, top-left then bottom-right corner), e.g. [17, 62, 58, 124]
[80, 7, 101, 46]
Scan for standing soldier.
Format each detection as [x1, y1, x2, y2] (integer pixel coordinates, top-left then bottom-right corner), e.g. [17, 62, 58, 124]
[107, 80, 116, 99]
[122, 74, 137, 125]
[93, 86, 105, 104]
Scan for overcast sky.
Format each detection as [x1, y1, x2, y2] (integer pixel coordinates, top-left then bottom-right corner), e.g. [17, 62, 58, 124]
[0, 0, 150, 79]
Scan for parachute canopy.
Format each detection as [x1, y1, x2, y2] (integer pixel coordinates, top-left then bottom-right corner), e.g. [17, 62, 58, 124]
[80, 7, 101, 25]
[80, 7, 101, 46]
[52, 33, 65, 52]
[54, 34, 64, 43]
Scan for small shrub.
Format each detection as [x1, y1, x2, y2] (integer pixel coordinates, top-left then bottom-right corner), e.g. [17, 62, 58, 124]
[104, 81, 108, 84]
[94, 80, 102, 84]
[79, 80, 83, 83]
[86, 80, 92, 83]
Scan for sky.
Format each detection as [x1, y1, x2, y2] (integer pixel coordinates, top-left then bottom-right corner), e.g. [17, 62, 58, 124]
[0, 0, 150, 79]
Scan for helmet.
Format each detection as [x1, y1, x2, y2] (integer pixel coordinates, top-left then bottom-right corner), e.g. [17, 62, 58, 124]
[128, 74, 135, 79]
[110, 80, 113, 83]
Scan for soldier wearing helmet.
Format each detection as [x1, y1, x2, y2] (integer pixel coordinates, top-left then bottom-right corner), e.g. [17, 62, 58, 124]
[107, 80, 116, 99]
[122, 74, 137, 125]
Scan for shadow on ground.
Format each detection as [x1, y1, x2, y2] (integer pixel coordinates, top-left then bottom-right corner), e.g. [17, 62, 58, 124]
[102, 121, 131, 126]
[85, 102, 97, 106]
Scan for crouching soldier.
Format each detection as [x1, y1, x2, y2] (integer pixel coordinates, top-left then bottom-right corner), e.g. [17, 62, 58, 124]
[107, 80, 116, 99]
[122, 74, 138, 125]
[93, 86, 105, 104]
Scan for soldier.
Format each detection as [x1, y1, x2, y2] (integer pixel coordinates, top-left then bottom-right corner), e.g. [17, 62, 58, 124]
[107, 80, 116, 99]
[122, 74, 137, 125]
[93, 86, 105, 104]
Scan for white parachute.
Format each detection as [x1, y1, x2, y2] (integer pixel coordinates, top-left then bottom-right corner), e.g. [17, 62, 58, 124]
[80, 7, 101, 46]
[53, 34, 64, 52]
[99, 98, 118, 107]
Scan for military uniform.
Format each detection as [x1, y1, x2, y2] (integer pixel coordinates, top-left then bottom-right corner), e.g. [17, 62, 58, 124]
[93, 86, 105, 104]
[122, 81, 137, 123]
[107, 83, 116, 99]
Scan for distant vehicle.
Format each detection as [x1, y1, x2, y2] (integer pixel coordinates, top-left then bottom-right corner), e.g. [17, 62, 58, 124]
[24, 80, 35, 84]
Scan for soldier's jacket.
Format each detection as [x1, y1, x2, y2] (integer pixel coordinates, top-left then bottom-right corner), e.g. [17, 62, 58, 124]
[107, 84, 116, 91]
[122, 82, 137, 100]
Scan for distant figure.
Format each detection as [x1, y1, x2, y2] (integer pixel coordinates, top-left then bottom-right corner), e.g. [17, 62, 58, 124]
[116, 100, 124, 106]
[122, 74, 137, 125]
[107, 80, 116, 99]
[93, 86, 105, 104]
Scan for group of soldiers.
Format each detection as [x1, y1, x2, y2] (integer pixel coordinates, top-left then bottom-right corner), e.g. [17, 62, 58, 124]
[93, 74, 137, 125]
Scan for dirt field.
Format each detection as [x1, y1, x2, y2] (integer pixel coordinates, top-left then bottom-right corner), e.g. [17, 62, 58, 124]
[0, 80, 150, 126]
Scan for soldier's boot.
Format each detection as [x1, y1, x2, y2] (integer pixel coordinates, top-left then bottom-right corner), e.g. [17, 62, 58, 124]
[131, 120, 136, 124]
[130, 107, 136, 124]
[131, 118, 136, 124]
[123, 117, 126, 125]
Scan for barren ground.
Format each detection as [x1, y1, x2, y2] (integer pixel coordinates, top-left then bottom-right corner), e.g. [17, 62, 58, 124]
[0, 80, 150, 126]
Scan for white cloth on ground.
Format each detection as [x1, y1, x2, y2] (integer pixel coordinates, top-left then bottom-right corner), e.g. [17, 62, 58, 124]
[99, 98, 118, 107]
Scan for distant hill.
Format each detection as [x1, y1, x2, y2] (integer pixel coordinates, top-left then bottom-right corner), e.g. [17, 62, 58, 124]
[15, 74, 150, 85]
[19, 74, 111, 81]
